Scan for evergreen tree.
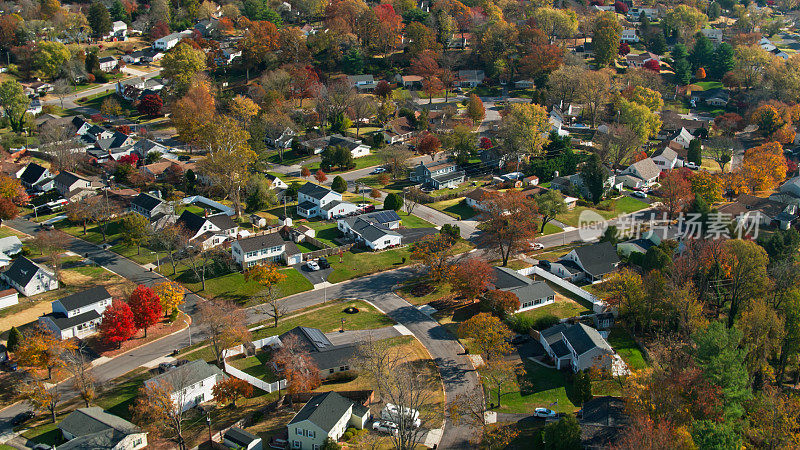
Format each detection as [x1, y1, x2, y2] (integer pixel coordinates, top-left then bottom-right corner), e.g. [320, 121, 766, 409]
[573, 371, 593, 405]
[7, 326, 21, 352]
[711, 43, 736, 79]
[647, 33, 667, 55]
[87, 2, 112, 37]
[693, 322, 751, 419]
[384, 193, 403, 211]
[687, 138, 702, 165]
[580, 154, 607, 204]
[331, 176, 347, 193]
[689, 34, 714, 71]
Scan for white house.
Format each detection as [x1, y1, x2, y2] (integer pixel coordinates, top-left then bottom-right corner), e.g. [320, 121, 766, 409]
[346, 74, 377, 91]
[539, 323, 614, 372]
[106, 20, 128, 40]
[59, 407, 147, 450]
[153, 31, 192, 51]
[53, 171, 97, 201]
[1, 257, 58, 297]
[130, 192, 170, 220]
[457, 69, 485, 87]
[98, 56, 118, 72]
[628, 7, 659, 20]
[287, 391, 371, 450]
[651, 147, 681, 170]
[231, 231, 303, 268]
[18, 162, 52, 192]
[548, 241, 620, 283]
[492, 267, 557, 313]
[410, 160, 465, 189]
[620, 29, 639, 43]
[666, 127, 695, 149]
[617, 158, 661, 189]
[265, 173, 288, 190]
[223, 427, 262, 450]
[464, 187, 497, 212]
[301, 134, 371, 159]
[176, 210, 239, 250]
[296, 183, 358, 219]
[145, 360, 224, 412]
[39, 286, 112, 340]
[625, 52, 659, 68]
[0, 289, 18, 310]
[383, 117, 416, 144]
[701, 28, 723, 43]
[337, 210, 402, 250]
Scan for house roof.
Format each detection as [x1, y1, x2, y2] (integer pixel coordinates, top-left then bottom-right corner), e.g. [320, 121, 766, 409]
[465, 187, 497, 202]
[57, 286, 112, 312]
[288, 391, 356, 432]
[59, 407, 142, 448]
[54, 171, 87, 187]
[652, 147, 678, 162]
[492, 266, 533, 290]
[176, 210, 207, 234]
[350, 218, 400, 243]
[571, 242, 620, 278]
[131, 192, 163, 212]
[387, 117, 414, 136]
[341, 210, 401, 229]
[626, 158, 661, 181]
[2, 257, 53, 287]
[19, 163, 48, 185]
[717, 194, 790, 219]
[0, 236, 23, 256]
[43, 310, 101, 331]
[298, 182, 334, 200]
[512, 281, 556, 304]
[235, 232, 286, 253]
[146, 360, 223, 391]
[432, 170, 466, 184]
[580, 396, 628, 449]
[279, 326, 356, 370]
[207, 213, 238, 230]
[329, 134, 364, 151]
[563, 323, 613, 355]
[224, 427, 260, 446]
[98, 56, 117, 64]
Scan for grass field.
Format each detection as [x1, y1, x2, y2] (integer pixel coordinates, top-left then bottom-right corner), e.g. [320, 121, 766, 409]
[301, 221, 341, 247]
[250, 299, 396, 339]
[400, 212, 436, 228]
[607, 327, 649, 371]
[228, 350, 280, 382]
[558, 197, 649, 228]
[304, 153, 384, 173]
[515, 298, 592, 321]
[428, 198, 477, 220]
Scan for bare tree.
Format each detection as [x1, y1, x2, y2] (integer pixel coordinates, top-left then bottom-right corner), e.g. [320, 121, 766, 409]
[132, 368, 197, 450]
[52, 78, 71, 109]
[197, 300, 251, 366]
[350, 95, 378, 137]
[151, 225, 182, 275]
[181, 242, 231, 292]
[31, 230, 68, 280]
[594, 125, 643, 169]
[254, 289, 287, 328]
[449, 390, 488, 441]
[705, 136, 741, 172]
[378, 145, 413, 179]
[64, 346, 96, 407]
[39, 122, 81, 172]
[404, 187, 423, 216]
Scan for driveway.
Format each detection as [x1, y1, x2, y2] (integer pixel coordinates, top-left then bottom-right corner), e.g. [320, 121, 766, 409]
[398, 227, 438, 245]
[292, 262, 333, 285]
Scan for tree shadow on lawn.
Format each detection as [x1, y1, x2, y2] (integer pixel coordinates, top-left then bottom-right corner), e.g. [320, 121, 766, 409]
[517, 362, 582, 407]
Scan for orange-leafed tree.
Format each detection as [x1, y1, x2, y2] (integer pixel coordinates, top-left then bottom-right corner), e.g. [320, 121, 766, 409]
[19, 381, 61, 423]
[245, 263, 287, 299]
[518, 44, 564, 80]
[696, 67, 706, 79]
[772, 124, 796, 145]
[659, 168, 694, 219]
[374, 3, 404, 56]
[481, 289, 521, 319]
[16, 324, 76, 379]
[0, 175, 28, 220]
[370, 188, 381, 199]
[127, 285, 163, 337]
[99, 300, 138, 348]
[466, 94, 485, 124]
[477, 190, 539, 266]
[690, 171, 724, 204]
[314, 169, 328, 183]
[448, 257, 495, 301]
[410, 233, 456, 283]
[172, 76, 216, 152]
[750, 104, 786, 137]
[240, 20, 280, 78]
[153, 281, 185, 316]
[133, 379, 190, 449]
[301, 166, 311, 179]
[457, 313, 513, 360]
[274, 334, 321, 401]
[212, 377, 253, 407]
[197, 300, 251, 366]
[417, 133, 441, 160]
[739, 141, 788, 193]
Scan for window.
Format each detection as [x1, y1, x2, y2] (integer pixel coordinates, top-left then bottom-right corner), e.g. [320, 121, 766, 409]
[133, 438, 143, 446]
[296, 428, 302, 436]
[534, 299, 541, 305]
[329, 368, 335, 374]
[292, 440, 301, 448]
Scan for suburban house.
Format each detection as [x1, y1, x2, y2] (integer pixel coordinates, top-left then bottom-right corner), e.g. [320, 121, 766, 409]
[106, 20, 128, 40]
[383, 117, 415, 144]
[39, 286, 112, 340]
[277, 327, 356, 378]
[617, 232, 661, 258]
[265, 127, 296, 149]
[394, 74, 423, 89]
[548, 241, 620, 283]
[410, 160, 465, 189]
[492, 267, 557, 313]
[231, 231, 303, 267]
[627, 7, 659, 20]
[144, 360, 225, 412]
[700, 27, 724, 43]
[337, 210, 402, 250]
[296, 183, 358, 219]
[772, 176, 800, 206]
[287, 392, 371, 450]
[620, 29, 639, 43]
[1, 257, 58, 296]
[625, 52, 659, 68]
[265, 173, 289, 190]
[130, 192, 169, 220]
[153, 31, 192, 50]
[98, 56, 118, 72]
[580, 396, 628, 449]
[0, 288, 18, 310]
[54, 171, 98, 201]
[651, 147, 681, 170]
[457, 69, 485, 87]
[464, 187, 497, 212]
[346, 74, 377, 92]
[718, 194, 797, 231]
[664, 127, 694, 149]
[691, 88, 730, 107]
[539, 322, 615, 372]
[19, 162, 52, 192]
[223, 427, 262, 450]
[617, 158, 661, 189]
[176, 210, 239, 249]
[0, 236, 22, 268]
[300, 134, 370, 158]
[551, 170, 621, 199]
[58, 407, 147, 450]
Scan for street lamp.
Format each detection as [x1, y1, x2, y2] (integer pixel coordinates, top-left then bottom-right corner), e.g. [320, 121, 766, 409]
[206, 410, 212, 445]
[150, 251, 160, 271]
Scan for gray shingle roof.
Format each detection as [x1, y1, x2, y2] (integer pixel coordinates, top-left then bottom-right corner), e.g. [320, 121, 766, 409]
[43, 310, 101, 331]
[19, 163, 48, 185]
[562, 323, 612, 355]
[207, 213, 237, 230]
[511, 281, 556, 304]
[299, 182, 334, 200]
[57, 286, 111, 312]
[492, 267, 532, 290]
[571, 242, 620, 278]
[146, 360, 224, 391]
[59, 407, 142, 440]
[131, 192, 163, 212]
[279, 326, 356, 370]
[54, 171, 85, 187]
[224, 427, 260, 446]
[627, 158, 661, 181]
[288, 391, 355, 432]
[176, 210, 206, 234]
[349, 218, 400, 243]
[235, 232, 286, 253]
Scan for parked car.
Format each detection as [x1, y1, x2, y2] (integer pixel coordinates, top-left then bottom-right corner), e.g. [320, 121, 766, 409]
[372, 420, 399, 435]
[532, 242, 544, 250]
[684, 161, 699, 170]
[632, 191, 648, 198]
[534, 408, 558, 419]
[370, 167, 387, 174]
[318, 257, 330, 269]
[12, 410, 34, 425]
[39, 222, 54, 231]
[305, 260, 320, 271]
[3, 360, 18, 371]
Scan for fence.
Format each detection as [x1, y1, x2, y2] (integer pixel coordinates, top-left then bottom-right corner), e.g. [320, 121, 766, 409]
[222, 336, 286, 393]
[518, 266, 606, 313]
[302, 243, 354, 261]
[182, 195, 235, 216]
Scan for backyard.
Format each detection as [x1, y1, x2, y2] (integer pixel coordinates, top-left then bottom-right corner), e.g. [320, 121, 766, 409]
[557, 197, 650, 228]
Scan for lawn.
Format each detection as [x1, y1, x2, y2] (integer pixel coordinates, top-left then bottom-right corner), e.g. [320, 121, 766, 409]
[428, 198, 477, 220]
[540, 222, 562, 235]
[514, 298, 592, 321]
[428, 182, 477, 198]
[694, 81, 724, 91]
[607, 326, 649, 371]
[487, 362, 580, 414]
[301, 221, 341, 247]
[228, 350, 281, 382]
[267, 148, 315, 166]
[304, 153, 384, 173]
[396, 280, 455, 305]
[557, 197, 649, 228]
[0, 225, 26, 238]
[400, 212, 435, 228]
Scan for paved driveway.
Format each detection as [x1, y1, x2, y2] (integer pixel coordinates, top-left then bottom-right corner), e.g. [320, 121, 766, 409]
[292, 262, 333, 285]
[398, 227, 438, 245]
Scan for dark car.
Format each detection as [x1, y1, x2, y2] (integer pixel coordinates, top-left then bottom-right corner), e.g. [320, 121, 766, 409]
[178, 155, 191, 161]
[12, 410, 34, 425]
[3, 360, 18, 371]
[318, 257, 330, 269]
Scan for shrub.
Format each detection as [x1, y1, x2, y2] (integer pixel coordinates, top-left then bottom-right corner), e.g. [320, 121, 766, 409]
[327, 370, 358, 383]
[506, 314, 537, 333]
[346, 427, 357, 435]
[168, 308, 179, 322]
[533, 314, 560, 330]
[331, 176, 347, 193]
[343, 431, 353, 441]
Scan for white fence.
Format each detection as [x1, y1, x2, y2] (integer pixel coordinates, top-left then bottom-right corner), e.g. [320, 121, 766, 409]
[182, 195, 235, 216]
[222, 336, 286, 393]
[518, 266, 606, 313]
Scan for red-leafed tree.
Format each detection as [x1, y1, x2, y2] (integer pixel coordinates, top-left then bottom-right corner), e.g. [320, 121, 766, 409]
[127, 285, 162, 337]
[287, 64, 319, 107]
[212, 377, 253, 407]
[659, 168, 693, 219]
[118, 154, 139, 166]
[117, 125, 131, 135]
[714, 112, 745, 136]
[149, 21, 170, 40]
[374, 80, 392, 99]
[449, 257, 496, 301]
[374, 3, 404, 56]
[481, 289, 521, 318]
[519, 45, 564, 80]
[614, 0, 628, 13]
[618, 42, 631, 56]
[274, 334, 321, 400]
[314, 169, 327, 183]
[417, 133, 441, 160]
[479, 137, 494, 149]
[0, 175, 28, 221]
[301, 167, 311, 179]
[643, 59, 661, 72]
[99, 300, 137, 348]
[138, 94, 163, 116]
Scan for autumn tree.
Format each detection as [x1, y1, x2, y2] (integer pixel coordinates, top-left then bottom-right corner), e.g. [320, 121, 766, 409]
[128, 285, 163, 337]
[499, 103, 550, 159]
[245, 263, 287, 300]
[417, 133, 442, 160]
[64, 346, 96, 407]
[0, 80, 31, 133]
[659, 169, 693, 219]
[481, 358, 519, 408]
[138, 93, 163, 116]
[199, 115, 256, 217]
[198, 300, 251, 366]
[39, 121, 82, 172]
[410, 233, 456, 282]
[592, 12, 622, 67]
[161, 42, 207, 94]
[458, 313, 513, 360]
[466, 94, 485, 124]
[721, 240, 771, 328]
[0, 175, 28, 221]
[273, 333, 321, 398]
[481, 290, 521, 319]
[212, 377, 253, 407]
[121, 213, 150, 255]
[739, 141, 787, 193]
[133, 375, 193, 449]
[19, 381, 60, 423]
[448, 257, 495, 301]
[16, 324, 76, 379]
[478, 190, 538, 266]
[153, 281, 184, 316]
[171, 76, 216, 152]
[100, 300, 137, 348]
[314, 169, 328, 183]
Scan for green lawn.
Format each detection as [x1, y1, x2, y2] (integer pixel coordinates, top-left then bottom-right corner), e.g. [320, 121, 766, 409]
[267, 148, 315, 166]
[514, 299, 592, 321]
[558, 197, 649, 228]
[302, 221, 341, 247]
[540, 222, 562, 235]
[397, 280, 454, 305]
[229, 350, 280, 382]
[400, 212, 435, 228]
[251, 299, 396, 339]
[607, 327, 649, 371]
[694, 81, 724, 90]
[304, 154, 384, 173]
[428, 183, 478, 198]
[295, 240, 321, 252]
[428, 198, 477, 220]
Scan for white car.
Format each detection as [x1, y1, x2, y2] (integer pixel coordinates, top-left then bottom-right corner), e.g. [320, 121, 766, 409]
[372, 420, 398, 435]
[684, 162, 699, 170]
[305, 260, 320, 271]
[534, 408, 558, 419]
[370, 167, 387, 174]
[532, 242, 544, 250]
[632, 190, 648, 198]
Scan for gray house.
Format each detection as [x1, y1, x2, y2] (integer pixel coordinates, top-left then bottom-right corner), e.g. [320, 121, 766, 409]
[410, 160, 465, 189]
[539, 323, 614, 372]
[58, 407, 147, 450]
[287, 392, 371, 450]
[492, 267, 556, 313]
[130, 192, 170, 220]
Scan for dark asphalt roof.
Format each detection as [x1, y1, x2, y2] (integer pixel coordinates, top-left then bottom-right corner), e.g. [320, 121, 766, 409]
[146, 360, 223, 391]
[207, 213, 237, 230]
[299, 182, 334, 200]
[431, 170, 465, 184]
[235, 232, 286, 253]
[297, 200, 317, 211]
[280, 326, 356, 370]
[512, 281, 556, 304]
[581, 396, 628, 449]
[492, 267, 532, 290]
[59, 406, 141, 439]
[550, 340, 571, 358]
[57, 286, 111, 312]
[54, 171, 85, 187]
[131, 193, 163, 212]
[2, 257, 52, 287]
[320, 200, 343, 211]
[572, 242, 620, 278]
[176, 210, 206, 233]
[224, 427, 260, 446]
[288, 391, 355, 432]
[349, 218, 399, 243]
[562, 323, 611, 356]
[341, 210, 401, 229]
[20, 163, 48, 185]
[43, 310, 101, 330]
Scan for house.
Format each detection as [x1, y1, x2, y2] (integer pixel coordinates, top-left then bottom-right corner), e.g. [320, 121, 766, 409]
[214, 47, 242, 66]
[616, 232, 662, 257]
[54, 171, 98, 201]
[492, 267, 557, 313]
[448, 32, 471, 49]
[296, 183, 358, 219]
[130, 192, 170, 220]
[58, 407, 147, 450]
[651, 147, 681, 170]
[231, 231, 302, 267]
[337, 210, 402, 250]
[410, 160, 465, 189]
[718, 194, 797, 230]
[287, 391, 371, 450]
[0, 289, 18, 310]
[26, 98, 42, 115]
[223, 427, 262, 450]
[132, 139, 169, 160]
[265, 127, 296, 149]
[394, 74, 423, 89]
[176, 210, 239, 249]
[539, 322, 614, 372]
[1, 257, 58, 296]
[98, 56, 117, 72]
[383, 117, 415, 144]
[300, 134, 370, 159]
[265, 173, 288, 190]
[347, 74, 376, 92]
[18, 162, 52, 192]
[140, 48, 165, 63]
[457, 69, 485, 87]
[551, 170, 621, 199]
[620, 29, 639, 43]
[194, 18, 219, 37]
[0, 235, 21, 268]
[772, 176, 800, 206]
[464, 187, 497, 212]
[701, 28, 723, 43]
[549, 241, 620, 283]
[627, 7, 659, 20]
[96, 131, 134, 151]
[106, 20, 128, 40]
[145, 360, 224, 412]
[39, 286, 112, 340]
[141, 160, 196, 181]
[115, 77, 165, 101]
[278, 327, 356, 377]
[617, 158, 661, 189]
[71, 116, 93, 136]
[153, 31, 191, 50]
[625, 52, 659, 68]
[514, 79, 535, 89]
[665, 127, 694, 149]
[580, 396, 628, 449]
[692, 88, 730, 107]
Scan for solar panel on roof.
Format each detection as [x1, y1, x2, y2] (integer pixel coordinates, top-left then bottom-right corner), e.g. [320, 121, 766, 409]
[302, 327, 331, 349]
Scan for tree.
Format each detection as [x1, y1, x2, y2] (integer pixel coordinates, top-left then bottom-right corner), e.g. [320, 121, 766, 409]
[198, 116, 256, 217]
[244, 263, 287, 306]
[448, 258, 494, 301]
[712, 42, 736, 79]
[7, 326, 21, 352]
[417, 133, 441, 160]
[64, 346, 96, 407]
[19, 381, 60, 423]
[273, 334, 321, 397]
[541, 416, 582, 449]
[99, 300, 137, 348]
[739, 141, 787, 193]
[696, 67, 707, 79]
[0, 175, 28, 221]
[314, 169, 328, 183]
[161, 42, 207, 94]
[87, 2, 112, 37]
[499, 103, 550, 159]
[121, 213, 149, 255]
[578, 69, 612, 128]
[32, 41, 71, 80]
[137, 93, 163, 116]
[722, 240, 771, 328]
[481, 289, 521, 319]
[127, 285, 162, 338]
[0, 80, 31, 133]
[350, 95, 377, 137]
[573, 370, 593, 406]
[331, 175, 347, 193]
[481, 358, 519, 408]
[664, 5, 708, 42]
[172, 76, 216, 151]
[659, 169, 693, 219]
[153, 281, 184, 316]
[690, 35, 715, 71]
[240, 20, 279, 79]
[693, 322, 750, 419]
[16, 324, 75, 379]
[690, 171, 724, 204]
[532, 190, 567, 233]
[478, 191, 538, 266]
[580, 154, 609, 205]
[643, 59, 661, 72]
[466, 94, 485, 124]
[230, 95, 260, 127]
[133, 375, 192, 449]
[617, 98, 662, 142]
[212, 377, 253, 407]
[592, 12, 622, 67]
[39, 121, 81, 172]
[411, 233, 455, 282]
[197, 300, 250, 366]
[705, 136, 738, 171]
[384, 192, 403, 211]
[301, 167, 311, 179]
[687, 138, 702, 165]
[458, 313, 513, 360]
[151, 226, 183, 276]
